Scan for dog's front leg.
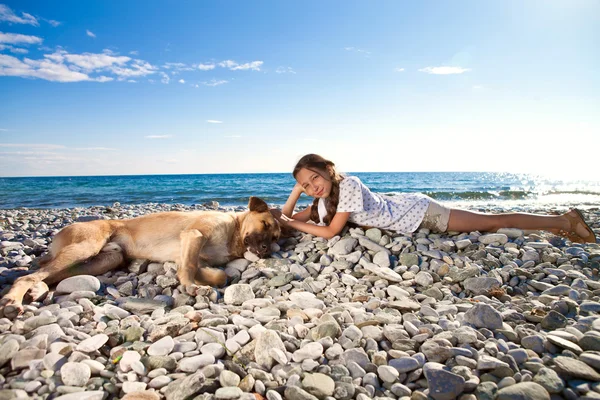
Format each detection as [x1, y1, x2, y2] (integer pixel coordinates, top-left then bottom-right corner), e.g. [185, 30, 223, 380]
[178, 229, 206, 287]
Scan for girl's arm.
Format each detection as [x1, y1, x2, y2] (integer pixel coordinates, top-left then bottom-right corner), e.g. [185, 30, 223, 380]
[280, 211, 351, 239]
[282, 183, 311, 222]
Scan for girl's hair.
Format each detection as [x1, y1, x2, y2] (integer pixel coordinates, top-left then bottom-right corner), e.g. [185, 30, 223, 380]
[293, 154, 344, 225]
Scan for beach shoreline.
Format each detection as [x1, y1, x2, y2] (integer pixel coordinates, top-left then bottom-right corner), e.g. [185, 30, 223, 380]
[0, 202, 599, 399]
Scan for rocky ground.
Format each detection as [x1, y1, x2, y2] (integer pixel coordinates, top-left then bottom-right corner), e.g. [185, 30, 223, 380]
[0, 202, 599, 400]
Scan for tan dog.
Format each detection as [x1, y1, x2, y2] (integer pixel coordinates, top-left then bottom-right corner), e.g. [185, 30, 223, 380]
[0, 197, 280, 319]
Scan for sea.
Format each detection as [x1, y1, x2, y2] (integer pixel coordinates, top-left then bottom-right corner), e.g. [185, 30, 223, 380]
[1, 172, 600, 210]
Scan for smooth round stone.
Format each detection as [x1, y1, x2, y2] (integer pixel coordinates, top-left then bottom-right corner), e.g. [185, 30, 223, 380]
[147, 336, 175, 356]
[81, 359, 105, 374]
[215, 387, 244, 399]
[56, 276, 101, 294]
[131, 360, 147, 376]
[60, 362, 91, 386]
[122, 381, 147, 394]
[579, 352, 600, 370]
[496, 382, 550, 400]
[76, 334, 109, 353]
[301, 373, 335, 398]
[178, 354, 215, 372]
[377, 365, 399, 383]
[53, 391, 106, 400]
[219, 370, 241, 387]
[119, 351, 141, 372]
[149, 375, 172, 388]
[292, 342, 324, 362]
[201, 342, 226, 359]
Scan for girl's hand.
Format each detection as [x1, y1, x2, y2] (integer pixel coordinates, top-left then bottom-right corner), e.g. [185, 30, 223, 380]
[275, 213, 294, 227]
[292, 183, 305, 195]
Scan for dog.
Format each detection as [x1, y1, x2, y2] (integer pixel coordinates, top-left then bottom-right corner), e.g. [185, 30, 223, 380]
[0, 196, 280, 319]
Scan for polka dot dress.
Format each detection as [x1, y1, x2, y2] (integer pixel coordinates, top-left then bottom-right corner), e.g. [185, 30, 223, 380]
[330, 176, 430, 234]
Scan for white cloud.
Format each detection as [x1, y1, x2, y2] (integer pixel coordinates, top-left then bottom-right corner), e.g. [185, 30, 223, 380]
[472, 85, 483, 90]
[86, 30, 96, 38]
[145, 135, 172, 139]
[218, 59, 263, 71]
[0, 32, 43, 45]
[61, 51, 130, 71]
[202, 78, 228, 87]
[206, 120, 222, 124]
[129, 50, 139, 55]
[164, 62, 194, 72]
[73, 147, 118, 151]
[47, 20, 61, 27]
[160, 71, 170, 84]
[344, 47, 371, 56]
[110, 59, 157, 79]
[0, 44, 28, 54]
[95, 76, 113, 82]
[178, 78, 185, 83]
[276, 66, 296, 74]
[0, 5, 39, 26]
[395, 67, 405, 72]
[197, 63, 215, 71]
[0, 54, 91, 82]
[0, 143, 66, 149]
[419, 66, 471, 75]
[0, 50, 157, 82]
[225, 135, 241, 138]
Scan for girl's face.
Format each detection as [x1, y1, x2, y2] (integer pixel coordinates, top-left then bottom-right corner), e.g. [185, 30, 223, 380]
[295, 167, 332, 199]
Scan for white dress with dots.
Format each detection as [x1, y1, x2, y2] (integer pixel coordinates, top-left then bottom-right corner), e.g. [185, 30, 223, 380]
[327, 176, 431, 234]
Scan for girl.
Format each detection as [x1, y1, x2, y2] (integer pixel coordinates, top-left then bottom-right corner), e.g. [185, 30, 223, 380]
[276, 153, 597, 243]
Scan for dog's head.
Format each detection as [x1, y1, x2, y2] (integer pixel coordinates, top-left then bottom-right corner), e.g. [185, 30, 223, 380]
[241, 197, 281, 258]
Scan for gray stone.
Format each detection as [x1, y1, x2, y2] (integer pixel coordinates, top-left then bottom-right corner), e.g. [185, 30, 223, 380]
[533, 367, 564, 394]
[76, 334, 108, 353]
[147, 335, 175, 356]
[255, 330, 286, 370]
[540, 310, 567, 330]
[302, 372, 335, 397]
[60, 362, 91, 386]
[496, 382, 550, 400]
[56, 275, 100, 294]
[415, 271, 434, 287]
[552, 356, 600, 381]
[463, 303, 503, 330]
[463, 277, 501, 295]
[224, 284, 255, 305]
[424, 365, 466, 400]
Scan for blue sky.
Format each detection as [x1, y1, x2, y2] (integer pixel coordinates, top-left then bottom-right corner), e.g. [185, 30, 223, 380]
[0, 1, 598, 178]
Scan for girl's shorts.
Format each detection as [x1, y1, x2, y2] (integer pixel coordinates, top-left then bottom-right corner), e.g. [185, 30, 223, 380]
[419, 199, 452, 233]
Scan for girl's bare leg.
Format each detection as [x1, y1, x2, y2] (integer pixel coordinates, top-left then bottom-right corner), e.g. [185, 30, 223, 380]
[447, 209, 571, 235]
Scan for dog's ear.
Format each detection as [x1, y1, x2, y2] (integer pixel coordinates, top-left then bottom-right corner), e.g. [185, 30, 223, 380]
[248, 196, 269, 213]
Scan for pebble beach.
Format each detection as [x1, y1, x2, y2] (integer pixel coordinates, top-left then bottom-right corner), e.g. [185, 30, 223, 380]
[0, 202, 599, 400]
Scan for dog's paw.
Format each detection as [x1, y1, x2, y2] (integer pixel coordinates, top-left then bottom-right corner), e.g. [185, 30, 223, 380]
[0, 297, 24, 319]
[28, 281, 49, 302]
[184, 284, 212, 297]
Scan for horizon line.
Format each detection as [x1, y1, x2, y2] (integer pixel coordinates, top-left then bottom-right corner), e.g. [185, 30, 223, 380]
[1, 170, 541, 179]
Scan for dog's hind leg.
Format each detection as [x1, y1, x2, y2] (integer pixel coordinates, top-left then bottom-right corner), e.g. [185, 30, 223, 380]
[44, 243, 125, 286]
[0, 240, 112, 319]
